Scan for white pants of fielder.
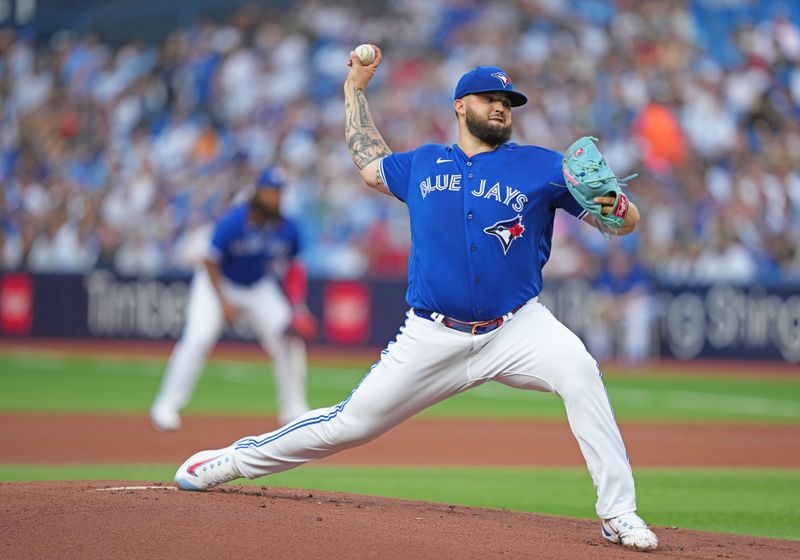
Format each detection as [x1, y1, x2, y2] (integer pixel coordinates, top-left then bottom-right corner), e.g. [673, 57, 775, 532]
[152, 268, 310, 425]
[229, 298, 637, 519]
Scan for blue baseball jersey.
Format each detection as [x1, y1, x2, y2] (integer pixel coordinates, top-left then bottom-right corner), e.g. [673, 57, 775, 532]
[208, 204, 300, 286]
[380, 142, 586, 322]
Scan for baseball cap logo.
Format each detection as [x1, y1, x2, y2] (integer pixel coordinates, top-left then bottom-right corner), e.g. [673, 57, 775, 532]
[491, 72, 511, 88]
[454, 66, 528, 106]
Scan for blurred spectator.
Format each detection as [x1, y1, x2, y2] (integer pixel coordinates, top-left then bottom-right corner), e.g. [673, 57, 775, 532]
[693, 222, 759, 285]
[633, 101, 687, 173]
[587, 246, 655, 364]
[114, 229, 165, 277]
[0, 0, 798, 289]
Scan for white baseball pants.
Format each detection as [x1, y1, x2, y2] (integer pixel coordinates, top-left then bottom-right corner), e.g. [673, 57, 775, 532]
[152, 268, 309, 424]
[232, 298, 637, 519]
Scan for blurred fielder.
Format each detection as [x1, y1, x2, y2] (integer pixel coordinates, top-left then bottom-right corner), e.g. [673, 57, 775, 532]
[150, 168, 313, 430]
[173, 47, 658, 551]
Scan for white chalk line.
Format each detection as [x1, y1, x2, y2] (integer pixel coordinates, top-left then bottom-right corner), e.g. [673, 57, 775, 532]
[93, 485, 177, 492]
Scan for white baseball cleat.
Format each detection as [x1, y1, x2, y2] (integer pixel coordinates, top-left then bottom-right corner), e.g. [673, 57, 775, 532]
[601, 511, 658, 550]
[150, 406, 181, 432]
[174, 447, 242, 491]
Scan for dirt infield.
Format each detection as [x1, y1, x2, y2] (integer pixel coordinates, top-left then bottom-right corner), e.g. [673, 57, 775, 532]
[1, 482, 798, 560]
[2, 413, 799, 467]
[3, 415, 800, 559]
[2, 340, 799, 558]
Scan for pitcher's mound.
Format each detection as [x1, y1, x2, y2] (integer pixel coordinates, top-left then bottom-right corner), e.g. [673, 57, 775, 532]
[1, 481, 797, 559]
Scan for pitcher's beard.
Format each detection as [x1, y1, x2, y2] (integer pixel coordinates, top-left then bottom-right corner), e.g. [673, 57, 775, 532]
[465, 108, 512, 145]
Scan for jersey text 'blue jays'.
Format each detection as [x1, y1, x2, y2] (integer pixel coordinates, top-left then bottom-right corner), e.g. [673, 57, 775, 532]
[381, 142, 586, 321]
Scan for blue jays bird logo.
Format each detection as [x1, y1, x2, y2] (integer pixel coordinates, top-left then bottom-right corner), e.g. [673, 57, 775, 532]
[491, 72, 511, 88]
[484, 215, 525, 255]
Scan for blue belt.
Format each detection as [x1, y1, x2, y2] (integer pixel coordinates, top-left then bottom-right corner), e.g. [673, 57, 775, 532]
[413, 303, 524, 335]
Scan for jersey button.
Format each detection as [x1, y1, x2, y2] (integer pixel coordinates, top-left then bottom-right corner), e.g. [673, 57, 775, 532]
[471, 244, 477, 251]
[467, 212, 473, 220]
[475, 276, 480, 284]
[467, 161, 473, 166]
[468, 173, 474, 178]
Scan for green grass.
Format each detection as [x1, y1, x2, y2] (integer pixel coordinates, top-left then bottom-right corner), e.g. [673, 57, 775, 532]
[1, 353, 799, 422]
[2, 352, 799, 541]
[1, 465, 798, 540]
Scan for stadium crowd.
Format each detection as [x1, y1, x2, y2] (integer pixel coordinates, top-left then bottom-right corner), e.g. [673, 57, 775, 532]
[1, 0, 799, 288]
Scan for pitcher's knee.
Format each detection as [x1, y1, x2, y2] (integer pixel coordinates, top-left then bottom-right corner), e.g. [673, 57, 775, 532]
[322, 416, 384, 449]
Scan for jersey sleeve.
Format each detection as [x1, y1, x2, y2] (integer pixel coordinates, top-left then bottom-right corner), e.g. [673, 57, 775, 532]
[548, 152, 587, 219]
[208, 217, 233, 262]
[379, 149, 417, 203]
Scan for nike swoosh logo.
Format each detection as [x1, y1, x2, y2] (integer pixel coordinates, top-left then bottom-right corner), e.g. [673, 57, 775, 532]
[436, 157, 453, 164]
[187, 454, 222, 477]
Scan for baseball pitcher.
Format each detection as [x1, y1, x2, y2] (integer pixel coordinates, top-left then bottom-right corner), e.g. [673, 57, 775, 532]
[174, 49, 658, 551]
[151, 168, 312, 430]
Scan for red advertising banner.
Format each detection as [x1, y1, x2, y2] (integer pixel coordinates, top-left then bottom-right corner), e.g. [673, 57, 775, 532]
[1, 274, 33, 335]
[323, 281, 371, 344]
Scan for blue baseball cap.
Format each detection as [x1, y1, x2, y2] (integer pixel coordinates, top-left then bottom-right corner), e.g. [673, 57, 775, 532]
[453, 66, 528, 107]
[256, 167, 285, 190]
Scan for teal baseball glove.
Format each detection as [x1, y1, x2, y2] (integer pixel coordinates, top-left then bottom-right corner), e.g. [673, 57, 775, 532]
[561, 136, 636, 231]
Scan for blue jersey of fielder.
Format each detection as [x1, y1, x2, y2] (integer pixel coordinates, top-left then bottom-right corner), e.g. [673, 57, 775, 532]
[208, 204, 300, 286]
[380, 142, 587, 322]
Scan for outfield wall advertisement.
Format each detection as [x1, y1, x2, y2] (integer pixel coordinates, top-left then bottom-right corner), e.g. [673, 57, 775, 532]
[534, 278, 800, 364]
[1, 272, 798, 363]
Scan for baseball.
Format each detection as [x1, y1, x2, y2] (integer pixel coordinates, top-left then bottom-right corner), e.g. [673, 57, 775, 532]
[354, 44, 376, 65]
